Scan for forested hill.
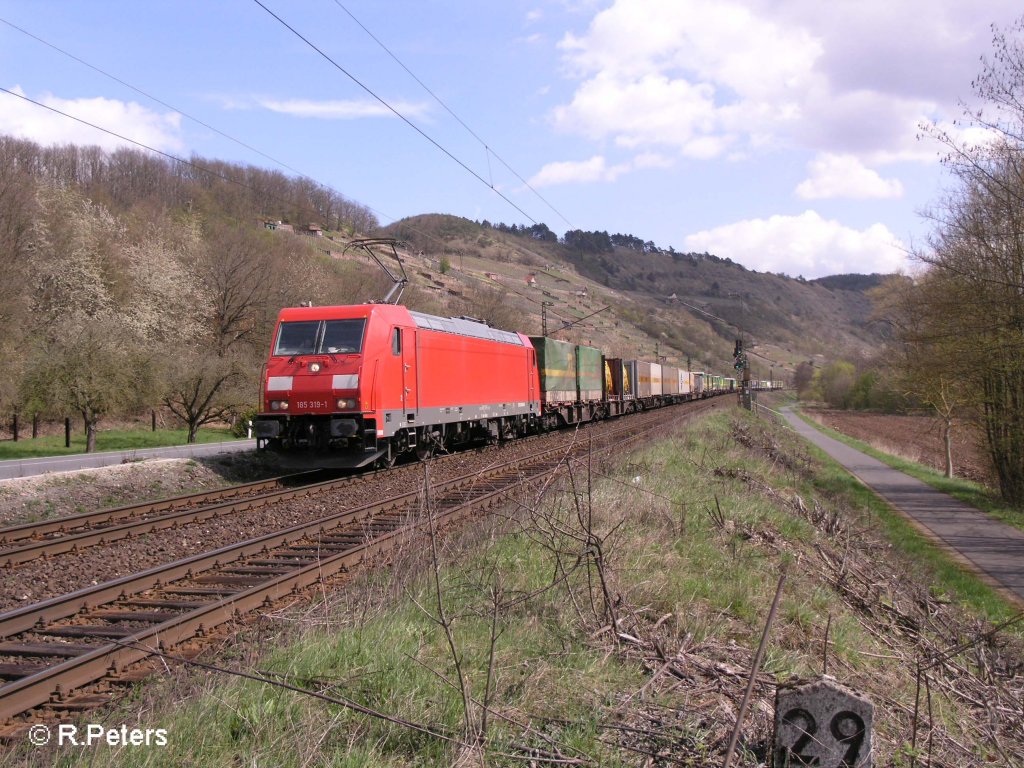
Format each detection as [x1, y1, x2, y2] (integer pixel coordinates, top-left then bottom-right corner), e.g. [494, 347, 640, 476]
[384, 214, 892, 365]
[0, 133, 891, 441]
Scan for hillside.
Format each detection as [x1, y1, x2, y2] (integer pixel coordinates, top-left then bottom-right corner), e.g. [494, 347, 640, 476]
[381, 214, 891, 381]
[0, 132, 889, 438]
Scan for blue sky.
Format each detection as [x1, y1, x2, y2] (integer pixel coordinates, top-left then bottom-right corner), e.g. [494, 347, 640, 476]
[2, 0, 1020, 278]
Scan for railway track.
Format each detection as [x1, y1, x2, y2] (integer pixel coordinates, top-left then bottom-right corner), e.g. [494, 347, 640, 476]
[0, 471, 327, 546]
[0, 398, 719, 727]
[1, 458, 474, 567]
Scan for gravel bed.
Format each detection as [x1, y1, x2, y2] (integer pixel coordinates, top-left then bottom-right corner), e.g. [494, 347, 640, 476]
[0, 426, 597, 611]
[0, 454, 283, 528]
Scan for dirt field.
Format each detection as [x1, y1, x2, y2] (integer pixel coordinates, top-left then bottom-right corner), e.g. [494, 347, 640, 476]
[808, 409, 996, 486]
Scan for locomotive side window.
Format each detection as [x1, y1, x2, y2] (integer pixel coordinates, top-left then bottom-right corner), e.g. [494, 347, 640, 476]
[274, 321, 320, 356]
[322, 319, 366, 354]
[391, 327, 401, 355]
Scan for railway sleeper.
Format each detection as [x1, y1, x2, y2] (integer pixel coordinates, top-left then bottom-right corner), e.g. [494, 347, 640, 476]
[90, 611, 181, 623]
[0, 663, 48, 680]
[192, 574, 264, 587]
[0, 642, 94, 657]
[42, 626, 135, 639]
[221, 566, 297, 576]
[122, 599, 210, 610]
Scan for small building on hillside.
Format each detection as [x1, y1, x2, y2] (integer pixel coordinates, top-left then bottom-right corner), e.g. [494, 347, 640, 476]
[305, 223, 324, 237]
[264, 220, 294, 233]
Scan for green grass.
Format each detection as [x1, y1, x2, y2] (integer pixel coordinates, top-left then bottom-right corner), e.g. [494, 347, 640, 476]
[0, 427, 241, 460]
[12, 410, 1022, 767]
[794, 408, 1024, 532]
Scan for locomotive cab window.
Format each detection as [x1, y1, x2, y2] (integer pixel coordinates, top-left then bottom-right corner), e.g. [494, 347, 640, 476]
[274, 321, 319, 356]
[274, 318, 366, 356]
[322, 319, 366, 354]
[391, 327, 402, 355]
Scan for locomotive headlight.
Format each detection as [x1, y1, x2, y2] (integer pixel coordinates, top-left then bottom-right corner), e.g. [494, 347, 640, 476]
[309, 362, 321, 373]
[335, 398, 357, 410]
[270, 400, 289, 411]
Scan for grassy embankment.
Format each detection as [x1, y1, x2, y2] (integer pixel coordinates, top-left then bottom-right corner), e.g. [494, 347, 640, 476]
[11, 409, 1022, 767]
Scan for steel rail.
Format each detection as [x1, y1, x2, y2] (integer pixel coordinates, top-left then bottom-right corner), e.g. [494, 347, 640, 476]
[0, 472, 377, 568]
[0, 415, 600, 566]
[0, 399, 718, 722]
[0, 471, 327, 545]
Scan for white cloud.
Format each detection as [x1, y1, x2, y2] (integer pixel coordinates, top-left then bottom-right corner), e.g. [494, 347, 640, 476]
[796, 153, 904, 200]
[632, 152, 674, 170]
[529, 151, 675, 187]
[254, 97, 428, 120]
[684, 210, 909, 278]
[529, 155, 627, 186]
[551, 0, 822, 158]
[0, 86, 182, 152]
[551, 72, 727, 156]
[549, 0, 1022, 177]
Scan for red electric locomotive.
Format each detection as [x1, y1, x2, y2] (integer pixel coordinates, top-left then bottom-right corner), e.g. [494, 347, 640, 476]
[253, 303, 540, 467]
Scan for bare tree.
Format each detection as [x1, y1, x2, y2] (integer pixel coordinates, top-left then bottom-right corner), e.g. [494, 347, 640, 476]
[874, 276, 972, 478]
[161, 349, 247, 443]
[907, 18, 1024, 501]
[201, 224, 274, 355]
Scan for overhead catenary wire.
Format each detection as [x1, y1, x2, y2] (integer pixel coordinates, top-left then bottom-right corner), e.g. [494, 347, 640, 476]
[3, 14, 718, 357]
[329, 0, 573, 229]
[250, 0, 540, 226]
[0, 16, 309, 182]
[0, 83, 573, 338]
[0, 85, 279, 198]
[0, 84, 407, 247]
[0, 15, 511, 258]
[0, 16, 424, 238]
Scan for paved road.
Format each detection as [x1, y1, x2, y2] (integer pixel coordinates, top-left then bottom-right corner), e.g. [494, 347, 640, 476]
[0, 439, 257, 481]
[780, 407, 1024, 607]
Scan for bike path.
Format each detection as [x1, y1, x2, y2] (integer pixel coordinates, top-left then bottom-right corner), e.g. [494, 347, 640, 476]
[0, 440, 256, 481]
[780, 407, 1024, 607]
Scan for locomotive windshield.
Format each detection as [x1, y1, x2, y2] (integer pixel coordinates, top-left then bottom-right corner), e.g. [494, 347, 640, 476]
[273, 318, 366, 356]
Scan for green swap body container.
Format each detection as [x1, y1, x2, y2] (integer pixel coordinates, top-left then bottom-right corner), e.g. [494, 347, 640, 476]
[576, 344, 603, 401]
[529, 336, 578, 403]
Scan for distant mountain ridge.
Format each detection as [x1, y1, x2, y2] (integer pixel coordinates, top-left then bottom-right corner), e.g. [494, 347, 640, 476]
[383, 214, 891, 376]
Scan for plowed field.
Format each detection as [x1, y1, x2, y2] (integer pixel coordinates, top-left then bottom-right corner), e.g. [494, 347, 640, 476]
[810, 409, 995, 486]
